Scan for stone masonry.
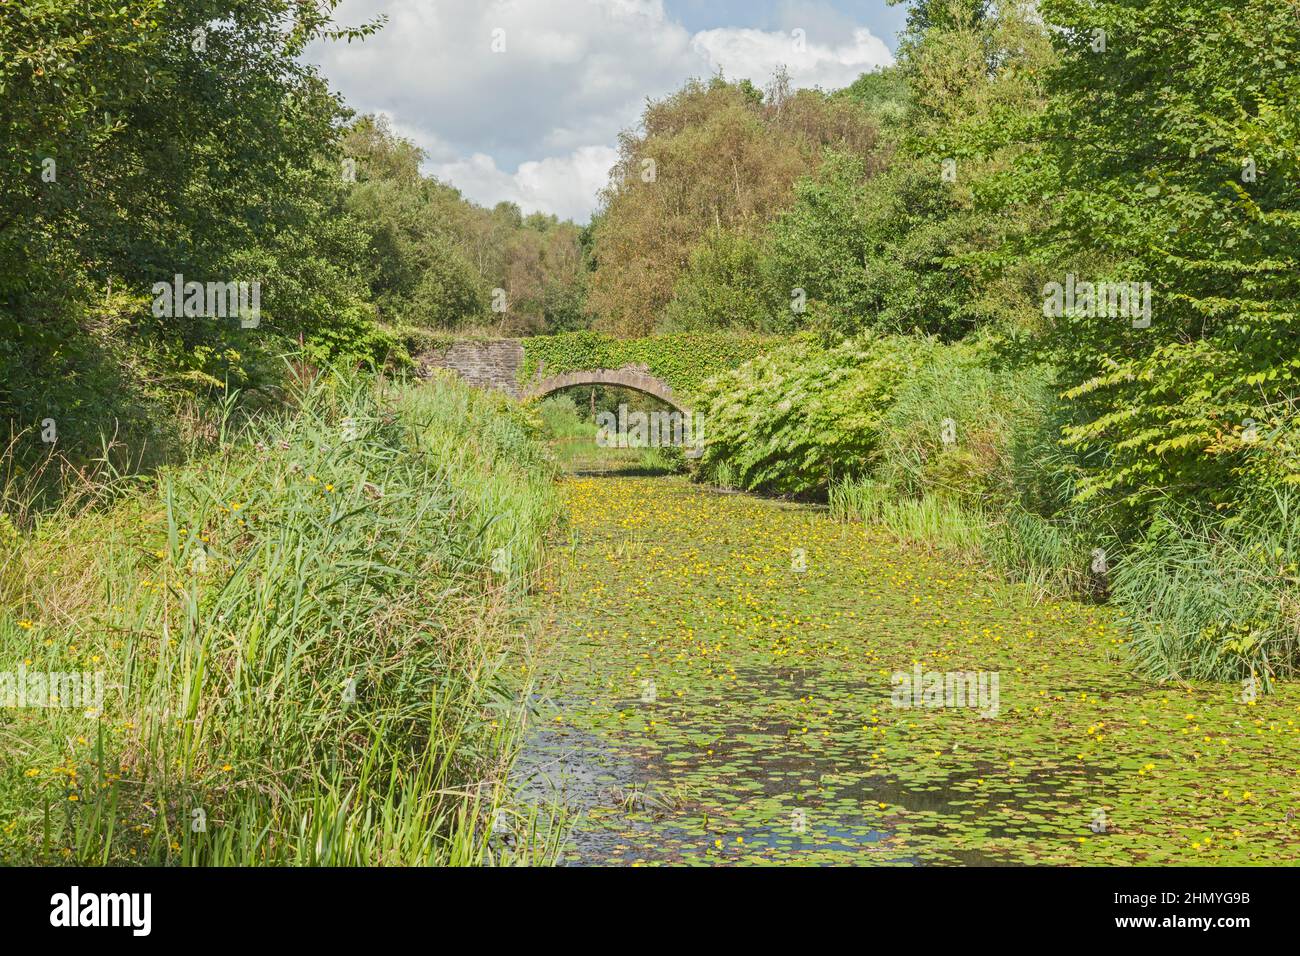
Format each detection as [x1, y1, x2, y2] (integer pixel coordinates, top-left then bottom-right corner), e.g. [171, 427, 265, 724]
[416, 339, 690, 412]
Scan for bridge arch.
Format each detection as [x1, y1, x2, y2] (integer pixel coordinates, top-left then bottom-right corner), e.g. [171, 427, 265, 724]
[520, 367, 693, 414]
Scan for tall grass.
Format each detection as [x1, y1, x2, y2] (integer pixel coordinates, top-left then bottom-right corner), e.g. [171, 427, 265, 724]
[984, 507, 1095, 599]
[1113, 490, 1300, 685]
[0, 368, 561, 864]
[868, 344, 1053, 506]
[831, 473, 1104, 602]
[830, 478, 988, 560]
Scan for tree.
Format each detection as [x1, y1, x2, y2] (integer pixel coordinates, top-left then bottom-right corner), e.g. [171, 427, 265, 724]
[1, 0, 381, 462]
[662, 228, 777, 332]
[1027, 0, 1300, 514]
[587, 75, 880, 335]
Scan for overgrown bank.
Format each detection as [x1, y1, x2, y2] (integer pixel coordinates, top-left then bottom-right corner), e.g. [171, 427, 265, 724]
[0, 371, 560, 864]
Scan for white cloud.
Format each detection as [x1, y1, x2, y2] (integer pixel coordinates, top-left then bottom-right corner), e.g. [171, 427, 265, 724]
[692, 27, 892, 91]
[309, 0, 892, 221]
[430, 146, 621, 221]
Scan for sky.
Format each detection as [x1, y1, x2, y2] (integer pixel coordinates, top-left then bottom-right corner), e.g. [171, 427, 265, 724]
[306, 1, 906, 223]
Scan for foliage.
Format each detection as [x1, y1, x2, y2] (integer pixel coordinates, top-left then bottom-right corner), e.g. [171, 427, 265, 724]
[520, 330, 775, 399]
[0, 371, 561, 864]
[661, 228, 779, 332]
[834, 66, 910, 138]
[1016, 0, 1300, 520]
[764, 152, 876, 333]
[341, 116, 587, 335]
[1, 0, 381, 481]
[617, 3, 1052, 341]
[535, 393, 590, 439]
[695, 334, 933, 495]
[587, 75, 881, 335]
[301, 305, 409, 371]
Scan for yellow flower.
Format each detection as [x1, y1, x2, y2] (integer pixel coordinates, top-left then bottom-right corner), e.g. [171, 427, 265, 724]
[17, 620, 33, 629]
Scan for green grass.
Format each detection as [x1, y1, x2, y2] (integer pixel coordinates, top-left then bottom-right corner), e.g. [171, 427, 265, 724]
[1113, 491, 1300, 686]
[830, 479, 988, 561]
[984, 508, 1096, 601]
[0, 368, 562, 865]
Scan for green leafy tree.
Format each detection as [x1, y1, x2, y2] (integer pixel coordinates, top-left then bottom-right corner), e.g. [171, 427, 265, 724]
[588, 75, 880, 334]
[662, 228, 779, 332]
[1, 1, 380, 465]
[1028, 0, 1300, 514]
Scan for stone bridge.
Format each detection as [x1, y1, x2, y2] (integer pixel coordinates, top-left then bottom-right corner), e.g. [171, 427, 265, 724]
[417, 338, 692, 412]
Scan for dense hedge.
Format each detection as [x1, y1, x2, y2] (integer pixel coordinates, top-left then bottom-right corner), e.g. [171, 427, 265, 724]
[519, 331, 776, 398]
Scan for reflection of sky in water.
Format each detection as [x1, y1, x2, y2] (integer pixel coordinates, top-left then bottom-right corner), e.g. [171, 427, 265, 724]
[513, 689, 1035, 866]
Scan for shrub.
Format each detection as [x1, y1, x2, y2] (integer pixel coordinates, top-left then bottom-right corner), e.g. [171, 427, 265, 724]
[695, 334, 933, 495]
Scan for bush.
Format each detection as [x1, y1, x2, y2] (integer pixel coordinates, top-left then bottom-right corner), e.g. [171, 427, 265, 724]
[695, 333, 933, 495]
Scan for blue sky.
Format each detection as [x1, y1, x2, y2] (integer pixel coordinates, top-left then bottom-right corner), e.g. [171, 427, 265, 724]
[308, 1, 903, 221]
[665, 1, 908, 49]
